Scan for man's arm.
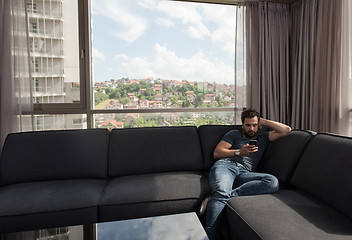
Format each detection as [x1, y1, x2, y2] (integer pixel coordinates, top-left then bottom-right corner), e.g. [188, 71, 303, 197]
[260, 118, 291, 142]
[213, 141, 258, 159]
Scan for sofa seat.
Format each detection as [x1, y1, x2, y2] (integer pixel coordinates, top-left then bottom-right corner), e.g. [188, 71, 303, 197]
[0, 179, 106, 233]
[99, 172, 210, 222]
[226, 190, 352, 240]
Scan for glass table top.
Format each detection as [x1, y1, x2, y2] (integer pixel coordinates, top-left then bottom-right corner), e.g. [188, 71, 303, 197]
[97, 212, 208, 240]
[1, 212, 208, 240]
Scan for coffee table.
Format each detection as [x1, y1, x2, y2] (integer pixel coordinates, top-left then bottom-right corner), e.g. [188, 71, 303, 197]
[2, 212, 208, 240]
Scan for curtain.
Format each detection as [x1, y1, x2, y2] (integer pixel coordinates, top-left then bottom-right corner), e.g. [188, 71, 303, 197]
[0, 0, 33, 151]
[290, 0, 346, 133]
[243, 0, 350, 134]
[339, 0, 352, 136]
[244, 2, 290, 124]
[234, 5, 246, 124]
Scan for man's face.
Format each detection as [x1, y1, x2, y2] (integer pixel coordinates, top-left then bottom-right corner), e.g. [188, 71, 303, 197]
[242, 117, 259, 138]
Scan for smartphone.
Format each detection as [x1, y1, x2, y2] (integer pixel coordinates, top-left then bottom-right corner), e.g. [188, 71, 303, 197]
[248, 139, 257, 146]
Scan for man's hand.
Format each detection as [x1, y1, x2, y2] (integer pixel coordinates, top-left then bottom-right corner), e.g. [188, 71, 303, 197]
[259, 118, 291, 142]
[240, 144, 258, 156]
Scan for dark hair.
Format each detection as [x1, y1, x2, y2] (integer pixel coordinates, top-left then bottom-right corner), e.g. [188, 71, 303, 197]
[241, 109, 260, 123]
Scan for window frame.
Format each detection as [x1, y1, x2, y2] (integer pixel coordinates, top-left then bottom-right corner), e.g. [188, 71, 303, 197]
[32, 0, 243, 128]
[32, 0, 89, 116]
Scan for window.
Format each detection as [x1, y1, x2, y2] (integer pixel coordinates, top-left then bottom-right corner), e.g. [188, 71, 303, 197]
[90, 0, 244, 128]
[29, 21, 38, 33]
[28, 0, 86, 130]
[27, 0, 244, 130]
[27, 3, 37, 14]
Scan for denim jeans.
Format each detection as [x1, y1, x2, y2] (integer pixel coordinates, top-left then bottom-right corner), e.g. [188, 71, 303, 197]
[205, 158, 279, 240]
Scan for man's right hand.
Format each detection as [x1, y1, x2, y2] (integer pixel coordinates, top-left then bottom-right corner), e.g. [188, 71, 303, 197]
[239, 144, 258, 156]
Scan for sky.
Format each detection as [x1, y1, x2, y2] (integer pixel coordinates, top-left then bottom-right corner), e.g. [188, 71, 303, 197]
[91, 0, 245, 85]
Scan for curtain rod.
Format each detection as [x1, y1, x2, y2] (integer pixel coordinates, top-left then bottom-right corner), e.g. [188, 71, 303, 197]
[170, 0, 238, 5]
[170, 0, 295, 5]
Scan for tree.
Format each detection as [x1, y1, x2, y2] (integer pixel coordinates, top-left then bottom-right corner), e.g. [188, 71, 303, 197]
[182, 100, 191, 108]
[109, 90, 121, 99]
[94, 92, 108, 105]
[171, 96, 179, 105]
[120, 98, 129, 105]
[216, 96, 225, 107]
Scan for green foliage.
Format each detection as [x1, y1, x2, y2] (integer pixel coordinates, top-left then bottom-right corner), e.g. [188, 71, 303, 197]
[95, 92, 109, 105]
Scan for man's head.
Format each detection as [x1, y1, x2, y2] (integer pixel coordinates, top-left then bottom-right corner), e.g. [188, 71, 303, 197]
[241, 109, 260, 138]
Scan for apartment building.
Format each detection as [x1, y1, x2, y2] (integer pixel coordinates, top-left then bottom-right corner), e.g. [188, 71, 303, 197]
[27, 0, 86, 130]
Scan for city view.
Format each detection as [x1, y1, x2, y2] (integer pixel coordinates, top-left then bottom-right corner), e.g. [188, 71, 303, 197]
[91, 0, 244, 129]
[94, 78, 245, 128]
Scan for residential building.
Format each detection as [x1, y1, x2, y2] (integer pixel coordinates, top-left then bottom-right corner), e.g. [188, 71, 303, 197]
[27, 0, 85, 130]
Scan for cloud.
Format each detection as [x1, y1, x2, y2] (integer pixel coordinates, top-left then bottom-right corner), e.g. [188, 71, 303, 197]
[155, 17, 175, 28]
[139, 0, 211, 40]
[113, 44, 240, 85]
[114, 53, 128, 60]
[92, 47, 106, 62]
[93, 0, 240, 53]
[138, 0, 240, 55]
[92, 0, 147, 43]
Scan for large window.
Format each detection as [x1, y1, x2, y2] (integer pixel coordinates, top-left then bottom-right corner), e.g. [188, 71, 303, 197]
[91, 0, 245, 128]
[28, 0, 245, 130]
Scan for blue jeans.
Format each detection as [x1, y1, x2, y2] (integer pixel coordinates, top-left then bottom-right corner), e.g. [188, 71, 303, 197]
[205, 159, 279, 240]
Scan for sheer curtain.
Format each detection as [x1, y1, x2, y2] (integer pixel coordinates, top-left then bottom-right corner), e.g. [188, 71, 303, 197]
[339, 0, 352, 136]
[244, 2, 290, 123]
[0, 0, 33, 151]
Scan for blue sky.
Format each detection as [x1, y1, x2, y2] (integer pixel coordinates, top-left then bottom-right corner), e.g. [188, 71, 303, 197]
[91, 0, 245, 85]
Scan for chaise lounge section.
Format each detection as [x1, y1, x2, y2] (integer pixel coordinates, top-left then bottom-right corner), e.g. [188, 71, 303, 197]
[226, 131, 352, 239]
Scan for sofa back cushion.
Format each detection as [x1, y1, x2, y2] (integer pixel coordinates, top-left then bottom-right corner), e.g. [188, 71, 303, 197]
[0, 129, 109, 185]
[108, 126, 203, 177]
[291, 133, 352, 218]
[258, 130, 315, 186]
[198, 125, 242, 170]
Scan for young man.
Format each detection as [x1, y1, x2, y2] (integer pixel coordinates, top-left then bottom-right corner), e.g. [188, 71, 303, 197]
[205, 109, 291, 240]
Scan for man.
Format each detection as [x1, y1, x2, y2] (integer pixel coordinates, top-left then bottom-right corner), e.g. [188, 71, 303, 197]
[205, 109, 291, 240]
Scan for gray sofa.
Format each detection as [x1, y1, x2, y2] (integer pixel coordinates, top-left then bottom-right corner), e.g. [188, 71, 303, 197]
[0, 126, 210, 233]
[226, 131, 352, 239]
[1, 125, 352, 240]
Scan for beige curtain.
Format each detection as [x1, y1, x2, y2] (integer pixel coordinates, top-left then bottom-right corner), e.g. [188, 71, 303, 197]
[339, 0, 351, 136]
[0, 0, 33, 151]
[244, 0, 350, 134]
[244, 2, 290, 124]
[290, 0, 347, 133]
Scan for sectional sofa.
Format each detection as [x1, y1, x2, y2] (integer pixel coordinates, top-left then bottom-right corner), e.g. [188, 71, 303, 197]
[0, 125, 352, 240]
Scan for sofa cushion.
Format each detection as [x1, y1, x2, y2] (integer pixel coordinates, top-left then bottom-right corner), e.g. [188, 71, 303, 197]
[258, 130, 315, 186]
[0, 179, 106, 233]
[198, 125, 242, 170]
[99, 172, 210, 222]
[291, 133, 352, 219]
[0, 129, 109, 185]
[108, 127, 203, 177]
[226, 190, 352, 240]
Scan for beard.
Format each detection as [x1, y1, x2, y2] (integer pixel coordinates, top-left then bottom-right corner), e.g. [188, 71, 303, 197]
[243, 129, 257, 138]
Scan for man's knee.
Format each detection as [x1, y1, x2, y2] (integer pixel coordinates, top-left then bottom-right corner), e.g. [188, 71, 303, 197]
[264, 174, 279, 193]
[211, 188, 232, 201]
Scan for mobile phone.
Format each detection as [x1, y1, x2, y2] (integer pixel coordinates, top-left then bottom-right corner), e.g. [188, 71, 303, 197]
[248, 139, 257, 146]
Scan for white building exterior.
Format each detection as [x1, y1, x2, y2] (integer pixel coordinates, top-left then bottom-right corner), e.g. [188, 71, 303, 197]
[27, 0, 86, 130]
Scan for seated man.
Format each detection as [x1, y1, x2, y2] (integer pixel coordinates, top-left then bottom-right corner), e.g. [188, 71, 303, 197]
[205, 109, 291, 240]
